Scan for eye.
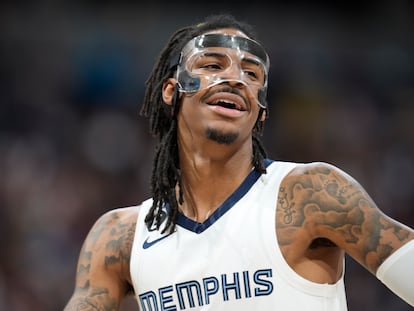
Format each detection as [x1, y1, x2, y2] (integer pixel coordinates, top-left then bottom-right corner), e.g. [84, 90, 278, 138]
[202, 63, 222, 71]
[243, 66, 265, 84]
[190, 52, 228, 73]
[242, 58, 265, 83]
[244, 69, 258, 79]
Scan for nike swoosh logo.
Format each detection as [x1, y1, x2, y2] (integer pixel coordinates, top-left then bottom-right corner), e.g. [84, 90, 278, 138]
[142, 234, 170, 249]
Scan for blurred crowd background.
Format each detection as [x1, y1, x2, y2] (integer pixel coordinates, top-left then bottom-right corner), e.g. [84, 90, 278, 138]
[1, 0, 413, 310]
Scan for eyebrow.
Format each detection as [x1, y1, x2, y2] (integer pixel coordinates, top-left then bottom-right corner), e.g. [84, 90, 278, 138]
[201, 52, 227, 59]
[201, 52, 262, 67]
[242, 57, 262, 67]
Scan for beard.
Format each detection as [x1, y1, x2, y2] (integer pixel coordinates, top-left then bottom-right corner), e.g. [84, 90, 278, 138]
[205, 128, 239, 145]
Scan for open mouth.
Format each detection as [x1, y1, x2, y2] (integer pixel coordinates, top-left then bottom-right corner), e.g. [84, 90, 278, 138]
[209, 99, 244, 111]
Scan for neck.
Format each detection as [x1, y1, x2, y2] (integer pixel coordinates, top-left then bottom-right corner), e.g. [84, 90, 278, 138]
[177, 152, 254, 222]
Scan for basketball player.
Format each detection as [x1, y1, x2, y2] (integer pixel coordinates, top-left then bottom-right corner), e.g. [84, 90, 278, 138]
[64, 14, 414, 310]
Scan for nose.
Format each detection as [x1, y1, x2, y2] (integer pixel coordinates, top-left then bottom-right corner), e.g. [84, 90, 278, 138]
[220, 63, 246, 88]
[220, 59, 244, 81]
[226, 79, 245, 88]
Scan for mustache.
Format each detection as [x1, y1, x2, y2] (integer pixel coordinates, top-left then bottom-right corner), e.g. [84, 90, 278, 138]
[201, 86, 249, 108]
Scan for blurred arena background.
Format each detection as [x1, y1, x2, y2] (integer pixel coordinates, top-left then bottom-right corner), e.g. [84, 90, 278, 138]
[0, 0, 413, 310]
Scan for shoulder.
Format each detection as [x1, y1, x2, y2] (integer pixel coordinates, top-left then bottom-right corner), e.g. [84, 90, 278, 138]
[81, 205, 142, 280]
[277, 160, 414, 275]
[286, 161, 350, 178]
[281, 161, 358, 195]
[65, 205, 143, 310]
[92, 205, 142, 255]
[279, 160, 362, 220]
[96, 205, 140, 229]
[90, 205, 140, 244]
[276, 160, 364, 248]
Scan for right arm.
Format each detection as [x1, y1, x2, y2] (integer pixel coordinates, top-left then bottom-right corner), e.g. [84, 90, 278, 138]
[64, 207, 138, 311]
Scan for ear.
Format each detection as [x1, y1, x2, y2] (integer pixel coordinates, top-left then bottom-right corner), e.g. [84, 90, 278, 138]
[162, 78, 177, 106]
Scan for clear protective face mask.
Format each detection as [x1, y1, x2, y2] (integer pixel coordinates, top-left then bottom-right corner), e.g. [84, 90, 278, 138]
[175, 33, 270, 108]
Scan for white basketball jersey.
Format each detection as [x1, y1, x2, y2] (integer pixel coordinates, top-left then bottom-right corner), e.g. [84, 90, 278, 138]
[130, 160, 348, 310]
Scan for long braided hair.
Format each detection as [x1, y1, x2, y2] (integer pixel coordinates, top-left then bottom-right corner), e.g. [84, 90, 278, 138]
[140, 14, 268, 233]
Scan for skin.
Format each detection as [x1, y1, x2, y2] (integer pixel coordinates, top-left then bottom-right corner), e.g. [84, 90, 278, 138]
[64, 28, 414, 310]
[276, 163, 414, 283]
[164, 28, 267, 221]
[64, 207, 137, 311]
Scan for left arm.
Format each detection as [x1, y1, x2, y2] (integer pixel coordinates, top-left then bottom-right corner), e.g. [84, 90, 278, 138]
[284, 162, 414, 305]
[297, 162, 414, 273]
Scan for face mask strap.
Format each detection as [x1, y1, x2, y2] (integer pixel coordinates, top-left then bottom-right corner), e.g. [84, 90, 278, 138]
[177, 70, 201, 93]
[192, 34, 269, 69]
[171, 84, 180, 118]
[258, 88, 267, 109]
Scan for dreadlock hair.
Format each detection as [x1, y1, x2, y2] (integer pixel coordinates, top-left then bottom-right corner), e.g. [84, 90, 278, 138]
[140, 13, 269, 233]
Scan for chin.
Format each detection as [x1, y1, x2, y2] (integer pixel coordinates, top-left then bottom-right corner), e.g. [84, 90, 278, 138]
[205, 128, 239, 145]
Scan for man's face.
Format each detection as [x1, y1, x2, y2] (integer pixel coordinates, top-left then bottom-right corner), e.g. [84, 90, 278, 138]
[176, 30, 269, 109]
[167, 28, 267, 147]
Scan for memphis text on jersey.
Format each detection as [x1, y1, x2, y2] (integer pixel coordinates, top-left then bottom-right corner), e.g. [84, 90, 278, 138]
[139, 268, 273, 310]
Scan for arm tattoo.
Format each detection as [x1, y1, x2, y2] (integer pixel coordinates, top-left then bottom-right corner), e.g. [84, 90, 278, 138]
[278, 164, 414, 272]
[68, 287, 117, 311]
[278, 187, 295, 224]
[65, 288, 118, 311]
[66, 211, 137, 310]
[105, 220, 135, 268]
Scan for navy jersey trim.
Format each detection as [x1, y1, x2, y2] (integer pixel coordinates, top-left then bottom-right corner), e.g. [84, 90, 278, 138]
[176, 159, 273, 234]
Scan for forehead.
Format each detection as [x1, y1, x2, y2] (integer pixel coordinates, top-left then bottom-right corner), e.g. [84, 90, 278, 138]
[182, 30, 269, 69]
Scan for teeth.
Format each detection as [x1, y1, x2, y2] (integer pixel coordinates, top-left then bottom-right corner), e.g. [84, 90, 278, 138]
[213, 99, 236, 105]
[213, 99, 240, 110]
